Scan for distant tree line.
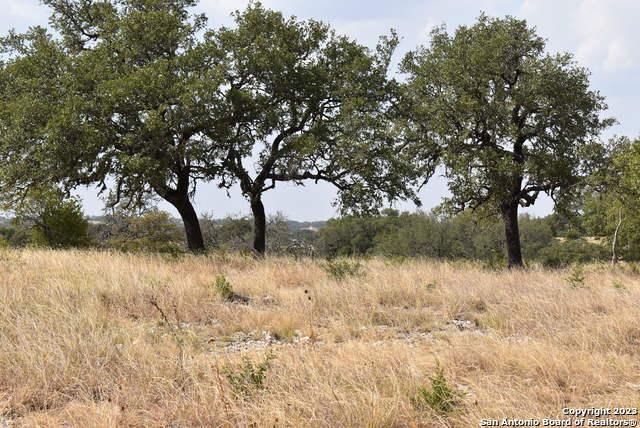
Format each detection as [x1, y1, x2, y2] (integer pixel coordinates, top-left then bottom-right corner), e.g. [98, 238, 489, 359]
[0, 0, 629, 268]
[0, 189, 317, 255]
[0, 188, 619, 268]
[317, 209, 612, 267]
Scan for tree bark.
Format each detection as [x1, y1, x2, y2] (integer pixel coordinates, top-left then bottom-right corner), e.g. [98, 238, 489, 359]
[165, 194, 205, 253]
[501, 203, 524, 269]
[612, 208, 623, 265]
[250, 194, 267, 256]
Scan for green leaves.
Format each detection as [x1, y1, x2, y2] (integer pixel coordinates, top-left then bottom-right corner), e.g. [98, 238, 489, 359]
[5, 185, 91, 249]
[201, 3, 423, 221]
[400, 14, 612, 266]
[0, 4, 616, 261]
[579, 137, 640, 261]
[0, 0, 220, 251]
[402, 15, 611, 212]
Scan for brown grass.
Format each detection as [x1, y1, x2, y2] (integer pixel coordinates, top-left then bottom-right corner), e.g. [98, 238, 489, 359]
[0, 249, 638, 427]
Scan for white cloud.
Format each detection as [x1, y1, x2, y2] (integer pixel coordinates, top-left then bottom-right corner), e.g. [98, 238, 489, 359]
[0, 0, 48, 30]
[519, 0, 639, 72]
[332, 18, 398, 46]
[6, 0, 41, 18]
[574, 0, 638, 72]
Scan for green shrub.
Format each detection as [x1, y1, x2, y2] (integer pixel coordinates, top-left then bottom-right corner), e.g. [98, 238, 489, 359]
[213, 275, 234, 300]
[565, 264, 587, 288]
[563, 229, 582, 240]
[321, 259, 363, 281]
[224, 351, 275, 397]
[0, 225, 29, 248]
[411, 366, 464, 414]
[106, 211, 184, 254]
[482, 248, 505, 271]
[6, 186, 91, 249]
[537, 239, 608, 268]
[318, 211, 555, 263]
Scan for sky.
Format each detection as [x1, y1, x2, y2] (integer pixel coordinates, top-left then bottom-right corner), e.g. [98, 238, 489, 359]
[2, 0, 639, 221]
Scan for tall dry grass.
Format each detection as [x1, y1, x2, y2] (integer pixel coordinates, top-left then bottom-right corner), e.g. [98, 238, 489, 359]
[0, 249, 638, 427]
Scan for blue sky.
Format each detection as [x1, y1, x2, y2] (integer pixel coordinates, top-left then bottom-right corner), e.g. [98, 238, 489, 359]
[2, 0, 639, 220]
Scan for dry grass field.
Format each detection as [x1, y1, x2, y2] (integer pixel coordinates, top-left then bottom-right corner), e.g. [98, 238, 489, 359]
[0, 249, 638, 427]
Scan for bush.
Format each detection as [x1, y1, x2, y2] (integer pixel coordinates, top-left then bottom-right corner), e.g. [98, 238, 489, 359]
[201, 212, 308, 255]
[318, 216, 381, 257]
[318, 211, 555, 263]
[0, 225, 29, 248]
[27, 199, 90, 248]
[411, 366, 464, 414]
[537, 238, 608, 268]
[321, 259, 363, 281]
[213, 275, 234, 300]
[7, 186, 90, 249]
[565, 264, 587, 288]
[106, 211, 184, 254]
[201, 214, 253, 252]
[223, 351, 276, 398]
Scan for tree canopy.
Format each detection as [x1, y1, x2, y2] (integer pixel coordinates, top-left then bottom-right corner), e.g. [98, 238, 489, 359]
[0, 4, 619, 265]
[0, 0, 229, 252]
[580, 137, 640, 263]
[0, 1, 426, 255]
[400, 14, 612, 267]
[198, 3, 426, 254]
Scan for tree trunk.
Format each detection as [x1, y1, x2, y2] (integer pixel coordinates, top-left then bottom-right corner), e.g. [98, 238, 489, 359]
[166, 195, 205, 253]
[612, 209, 623, 265]
[250, 195, 267, 255]
[501, 203, 524, 269]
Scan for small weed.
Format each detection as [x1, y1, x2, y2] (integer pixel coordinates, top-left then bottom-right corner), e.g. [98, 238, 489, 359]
[566, 264, 587, 288]
[411, 366, 464, 414]
[321, 259, 363, 281]
[214, 275, 234, 300]
[613, 280, 628, 292]
[424, 280, 438, 290]
[224, 351, 276, 397]
[212, 275, 251, 303]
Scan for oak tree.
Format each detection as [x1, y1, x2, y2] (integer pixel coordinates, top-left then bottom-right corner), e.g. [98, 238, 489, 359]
[0, 0, 220, 252]
[401, 14, 612, 268]
[201, 4, 425, 254]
